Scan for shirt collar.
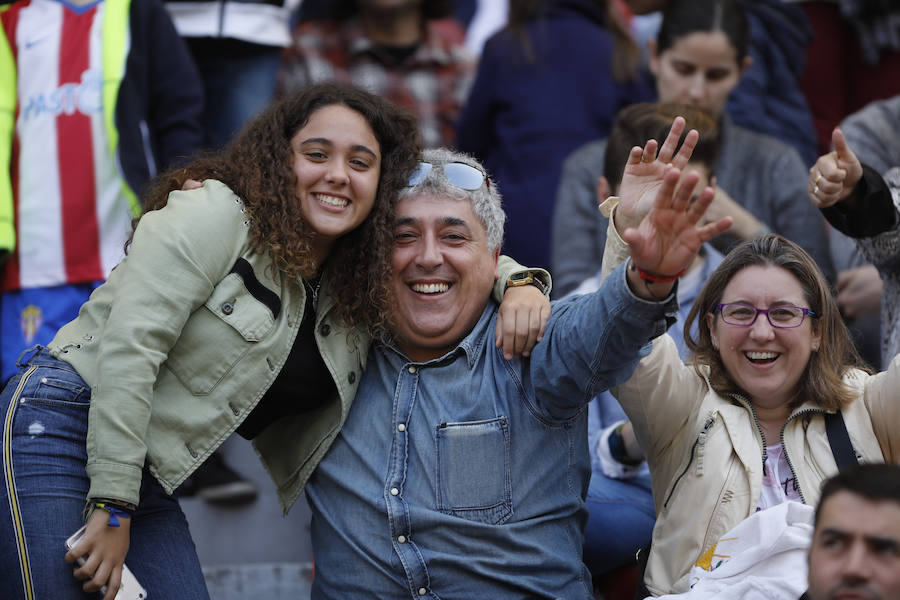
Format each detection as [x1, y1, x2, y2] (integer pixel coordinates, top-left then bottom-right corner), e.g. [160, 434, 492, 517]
[377, 301, 497, 369]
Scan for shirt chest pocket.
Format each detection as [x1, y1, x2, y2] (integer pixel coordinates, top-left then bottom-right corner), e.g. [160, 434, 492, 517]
[435, 416, 512, 525]
[165, 271, 277, 395]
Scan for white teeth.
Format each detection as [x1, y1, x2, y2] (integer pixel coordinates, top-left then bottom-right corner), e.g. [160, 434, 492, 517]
[746, 351, 778, 360]
[316, 194, 348, 208]
[411, 282, 449, 294]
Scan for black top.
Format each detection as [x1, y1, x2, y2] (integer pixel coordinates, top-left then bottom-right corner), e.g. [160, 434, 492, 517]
[236, 291, 336, 439]
[822, 163, 899, 239]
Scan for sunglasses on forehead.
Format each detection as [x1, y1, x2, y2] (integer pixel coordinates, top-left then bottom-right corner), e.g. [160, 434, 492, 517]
[407, 161, 490, 190]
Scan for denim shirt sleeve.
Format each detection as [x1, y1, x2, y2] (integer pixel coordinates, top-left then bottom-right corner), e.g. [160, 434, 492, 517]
[524, 261, 678, 421]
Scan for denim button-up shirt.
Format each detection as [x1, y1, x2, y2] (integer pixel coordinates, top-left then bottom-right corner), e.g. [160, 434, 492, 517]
[305, 263, 677, 599]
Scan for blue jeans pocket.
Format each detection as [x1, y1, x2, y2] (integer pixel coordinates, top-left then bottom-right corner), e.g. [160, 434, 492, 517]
[435, 416, 512, 525]
[17, 362, 90, 408]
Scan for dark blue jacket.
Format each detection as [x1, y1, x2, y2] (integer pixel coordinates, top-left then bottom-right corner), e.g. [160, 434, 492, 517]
[455, 0, 653, 269]
[118, 0, 204, 199]
[728, 0, 817, 167]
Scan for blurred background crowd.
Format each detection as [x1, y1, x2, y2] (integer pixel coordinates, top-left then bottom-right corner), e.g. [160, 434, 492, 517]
[2, 0, 899, 597]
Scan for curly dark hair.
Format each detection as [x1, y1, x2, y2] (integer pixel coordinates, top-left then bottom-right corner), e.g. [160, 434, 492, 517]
[137, 82, 421, 333]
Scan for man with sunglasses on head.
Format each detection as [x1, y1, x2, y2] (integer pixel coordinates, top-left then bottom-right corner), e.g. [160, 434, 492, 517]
[302, 124, 733, 598]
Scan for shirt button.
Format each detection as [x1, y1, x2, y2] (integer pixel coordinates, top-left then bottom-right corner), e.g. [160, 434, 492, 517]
[408, 366, 417, 374]
[397, 423, 406, 432]
[397, 535, 406, 543]
[348, 372, 356, 384]
[390, 487, 400, 496]
[418, 588, 427, 596]
[320, 323, 331, 336]
[220, 301, 234, 315]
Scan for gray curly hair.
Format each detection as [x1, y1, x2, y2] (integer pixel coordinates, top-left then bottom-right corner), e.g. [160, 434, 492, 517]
[398, 147, 505, 251]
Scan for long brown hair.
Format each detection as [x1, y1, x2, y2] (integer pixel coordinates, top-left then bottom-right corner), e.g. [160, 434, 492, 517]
[137, 83, 421, 332]
[684, 234, 871, 410]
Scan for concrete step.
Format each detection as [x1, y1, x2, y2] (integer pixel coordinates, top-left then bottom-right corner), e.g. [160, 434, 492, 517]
[180, 436, 314, 599]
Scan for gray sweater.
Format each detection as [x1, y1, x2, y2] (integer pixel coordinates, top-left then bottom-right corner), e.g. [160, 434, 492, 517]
[831, 96, 900, 367]
[550, 116, 833, 298]
[825, 166, 900, 368]
[841, 96, 900, 178]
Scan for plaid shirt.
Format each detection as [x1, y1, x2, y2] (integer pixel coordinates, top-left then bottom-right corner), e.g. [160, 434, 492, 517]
[280, 18, 475, 148]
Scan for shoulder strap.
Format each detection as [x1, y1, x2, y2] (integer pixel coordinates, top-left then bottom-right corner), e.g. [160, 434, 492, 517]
[824, 411, 859, 470]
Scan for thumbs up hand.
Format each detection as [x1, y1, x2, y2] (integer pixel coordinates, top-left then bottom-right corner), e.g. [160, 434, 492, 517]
[808, 127, 863, 208]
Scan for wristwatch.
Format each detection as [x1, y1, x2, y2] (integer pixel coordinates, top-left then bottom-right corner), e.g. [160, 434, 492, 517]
[505, 271, 548, 295]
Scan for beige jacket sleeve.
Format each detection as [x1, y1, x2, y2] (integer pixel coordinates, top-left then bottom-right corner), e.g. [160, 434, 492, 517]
[598, 199, 632, 284]
[86, 181, 248, 503]
[862, 352, 900, 463]
[598, 199, 708, 469]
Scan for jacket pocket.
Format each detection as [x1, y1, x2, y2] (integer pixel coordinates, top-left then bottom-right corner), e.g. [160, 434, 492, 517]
[165, 272, 277, 395]
[435, 416, 512, 525]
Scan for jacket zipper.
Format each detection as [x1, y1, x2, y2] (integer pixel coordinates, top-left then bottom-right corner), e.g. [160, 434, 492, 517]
[778, 408, 828, 505]
[663, 414, 716, 508]
[733, 393, 827, 506]
[732, 394, 769, 473]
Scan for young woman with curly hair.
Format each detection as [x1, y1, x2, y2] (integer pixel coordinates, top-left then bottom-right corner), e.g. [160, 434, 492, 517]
[0, 83, 550, 600]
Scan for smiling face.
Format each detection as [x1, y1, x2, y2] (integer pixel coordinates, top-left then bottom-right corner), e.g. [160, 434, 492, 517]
[807, 491, 900, 600]
[707, 265, 820, 409]
[290, 104, 381, 261]
[649, 31, 749, 119]
[390, 193, 500, 362]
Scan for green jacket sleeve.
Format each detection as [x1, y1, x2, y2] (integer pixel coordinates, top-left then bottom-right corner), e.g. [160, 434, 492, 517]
[85, 181, 247, 504]
[492, 255, 552, 302]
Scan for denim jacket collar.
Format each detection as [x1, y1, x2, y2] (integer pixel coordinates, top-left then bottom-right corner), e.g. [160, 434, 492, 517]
[376, 300, 498, 370]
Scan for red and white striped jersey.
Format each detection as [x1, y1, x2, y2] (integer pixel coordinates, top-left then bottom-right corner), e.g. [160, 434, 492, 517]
[2, 0, 133, 291]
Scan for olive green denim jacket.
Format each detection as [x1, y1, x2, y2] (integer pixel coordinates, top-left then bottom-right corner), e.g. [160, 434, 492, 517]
[49, 180, 548, 512]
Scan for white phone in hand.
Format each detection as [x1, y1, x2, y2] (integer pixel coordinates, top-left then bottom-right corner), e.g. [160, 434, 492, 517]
[65, 525, 148, 600]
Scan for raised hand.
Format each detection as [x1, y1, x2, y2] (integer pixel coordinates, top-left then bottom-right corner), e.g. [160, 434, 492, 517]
[809, 127, 863, 208]
[623, 166, 732, 280]
[615, 116, 698, 232]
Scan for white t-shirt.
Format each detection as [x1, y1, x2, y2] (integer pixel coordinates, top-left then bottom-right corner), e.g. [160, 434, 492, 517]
[757, 443, 803, 511]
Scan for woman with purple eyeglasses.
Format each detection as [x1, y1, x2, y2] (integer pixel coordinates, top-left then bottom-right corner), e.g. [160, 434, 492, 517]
[595, 123, 900, 597]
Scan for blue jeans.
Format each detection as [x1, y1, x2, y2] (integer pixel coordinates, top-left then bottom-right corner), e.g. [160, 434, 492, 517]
[0, 348, 209, 599]
[584, 394, 655, 574]
[583, 471, 655, 575]
[187, 39, 280, 149]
